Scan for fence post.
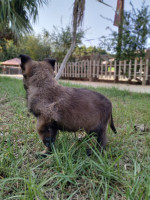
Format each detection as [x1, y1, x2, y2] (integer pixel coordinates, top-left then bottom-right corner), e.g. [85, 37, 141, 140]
[87, 60, 89, 79]
[78, 61, 80, 78]
[93, 60, 96, 78]
[134, 59, 137, 80]
[123, 60, 126, 78]
[84, 60, 86, 78]
[114, 60, 117, 81]
[147, 59, 150, 85]
[119, 61, 121, 80]
[81, 60, 83, 78]
[97, 60, 100, 79]
[139, 59, 142, 79]
[101, 61, 103, 79]
[75, 62, 77, 78]
[109, 61, 112, 79]
[105, 62, 108, 78]
[72, 62, 74, 78]
[142, 59, 149, 85]
[128, 60, 131, 80]
[70, 62, 72, 78]
[89, 60, 92, 81]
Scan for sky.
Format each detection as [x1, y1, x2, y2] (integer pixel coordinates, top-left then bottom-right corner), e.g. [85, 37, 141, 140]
[32, 0, 150, 47]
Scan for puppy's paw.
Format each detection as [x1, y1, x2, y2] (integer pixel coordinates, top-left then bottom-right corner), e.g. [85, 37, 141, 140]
[35, 149, 51, 159]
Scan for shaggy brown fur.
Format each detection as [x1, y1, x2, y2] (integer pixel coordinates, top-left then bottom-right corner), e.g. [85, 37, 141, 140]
[19, 54, 117, 155]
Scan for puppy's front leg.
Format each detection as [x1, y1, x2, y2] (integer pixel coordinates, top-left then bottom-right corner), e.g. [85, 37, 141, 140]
[36, 119, 58, 155]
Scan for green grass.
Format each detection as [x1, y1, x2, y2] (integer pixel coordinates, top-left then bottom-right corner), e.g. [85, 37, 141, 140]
[0, 77, 150, 200]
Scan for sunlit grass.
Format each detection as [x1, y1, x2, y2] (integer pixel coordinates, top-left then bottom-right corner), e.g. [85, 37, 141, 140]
[0, 77, 150, 199]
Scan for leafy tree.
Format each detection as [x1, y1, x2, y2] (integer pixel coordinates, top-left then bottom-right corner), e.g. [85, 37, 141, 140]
[73, 45, 107, 59]
[121, 2, 150, 60]
[99, 1, 150, 60]
[21, 34, 51, 60]
[0, 31, 51, 61]
[50, 25, 84, 62]
[0, 40, 23, 61]
[74, 45, 87, 58]
[0, 0, 48, 58]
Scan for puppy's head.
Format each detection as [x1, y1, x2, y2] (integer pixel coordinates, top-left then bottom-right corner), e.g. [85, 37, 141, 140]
[19, 54, 56, 90]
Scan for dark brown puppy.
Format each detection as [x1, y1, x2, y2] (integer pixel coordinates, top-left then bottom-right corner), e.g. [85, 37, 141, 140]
[19, 54, 117, 155]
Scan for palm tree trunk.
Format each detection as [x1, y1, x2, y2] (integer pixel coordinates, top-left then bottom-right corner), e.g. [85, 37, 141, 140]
[55, 0, 85, 81]
[55, 25, 77, 81]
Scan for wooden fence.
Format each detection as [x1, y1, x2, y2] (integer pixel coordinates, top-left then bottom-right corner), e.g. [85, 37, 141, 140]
[55, 59, 150, 85]
[1, 66, 22, 74]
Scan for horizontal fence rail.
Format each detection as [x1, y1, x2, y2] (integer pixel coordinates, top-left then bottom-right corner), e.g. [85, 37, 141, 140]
[55, 59, 150, 84]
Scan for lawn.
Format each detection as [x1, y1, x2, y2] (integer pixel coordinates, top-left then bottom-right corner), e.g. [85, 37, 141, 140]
[0, 77, 150, 200]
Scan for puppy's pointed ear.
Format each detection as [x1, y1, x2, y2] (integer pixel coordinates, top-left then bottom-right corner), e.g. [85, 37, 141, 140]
[44, 58, 56, 70]
[19, 54, 31, 70]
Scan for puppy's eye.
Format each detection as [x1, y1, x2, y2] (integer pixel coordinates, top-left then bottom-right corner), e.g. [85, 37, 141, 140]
[24, 74, 27, 78]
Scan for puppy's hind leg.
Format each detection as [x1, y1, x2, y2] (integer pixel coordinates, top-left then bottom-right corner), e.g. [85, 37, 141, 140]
[86, 131, 97, 156]
[97, 125, 108, 152]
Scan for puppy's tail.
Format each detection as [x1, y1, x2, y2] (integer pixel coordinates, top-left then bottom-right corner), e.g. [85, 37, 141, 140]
[110, 114, 117, 134]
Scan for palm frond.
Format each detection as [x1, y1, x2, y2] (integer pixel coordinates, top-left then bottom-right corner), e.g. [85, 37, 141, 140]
[0, 0, 49, 38]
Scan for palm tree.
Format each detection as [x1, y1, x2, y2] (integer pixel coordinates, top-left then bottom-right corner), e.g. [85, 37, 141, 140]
[0, 0, 48, 39]
[55, 0, 110, 80]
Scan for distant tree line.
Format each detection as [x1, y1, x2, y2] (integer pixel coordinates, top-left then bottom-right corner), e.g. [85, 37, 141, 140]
[0, 25, 108, 62]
